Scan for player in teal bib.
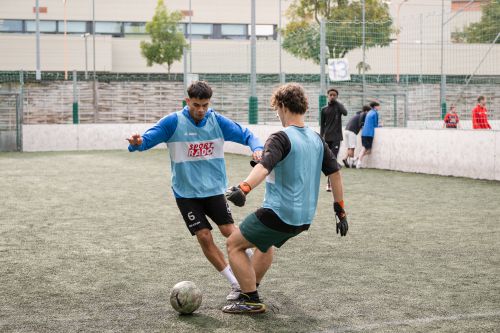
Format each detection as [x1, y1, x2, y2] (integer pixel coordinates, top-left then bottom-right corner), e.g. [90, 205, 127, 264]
[222, 83, 349, 314]
[127, 81, 263, 301]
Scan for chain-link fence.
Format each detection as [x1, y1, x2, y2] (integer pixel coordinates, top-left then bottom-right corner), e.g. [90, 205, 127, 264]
[0, 9, 498, 129]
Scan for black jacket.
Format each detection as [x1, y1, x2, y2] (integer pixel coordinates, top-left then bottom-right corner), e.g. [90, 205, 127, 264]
[345, 111, 368, 135]
[320, 100, 347, 142]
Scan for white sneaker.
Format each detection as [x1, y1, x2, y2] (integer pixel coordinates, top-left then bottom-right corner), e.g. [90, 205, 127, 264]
[226, 286, 241, 301]
[356, 161, 362, 169]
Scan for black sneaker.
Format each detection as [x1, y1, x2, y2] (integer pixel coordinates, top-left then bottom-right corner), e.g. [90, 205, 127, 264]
[342, 159, 350, 168]
[222, 294, 266, 314]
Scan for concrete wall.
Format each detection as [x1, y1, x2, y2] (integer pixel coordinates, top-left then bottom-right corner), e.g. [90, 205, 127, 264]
[0, 131, 17, 151]
[364, 128, 499, 181]
[2, 32, 499, 75]
[2, 0, 280, 24]
[1, 0, 497, 75]
[22, 124, 500, 181]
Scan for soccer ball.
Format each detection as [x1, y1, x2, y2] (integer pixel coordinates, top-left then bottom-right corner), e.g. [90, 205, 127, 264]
[169, 281, 203, 314]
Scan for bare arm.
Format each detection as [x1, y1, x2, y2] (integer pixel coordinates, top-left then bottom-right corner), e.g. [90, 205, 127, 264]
[243, 164, 269, 191]
[328, 171, 344, 203]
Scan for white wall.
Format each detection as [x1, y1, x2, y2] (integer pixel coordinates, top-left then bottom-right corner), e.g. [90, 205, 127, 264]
[363, 128, 499, 180]
[22, 124, 500, 181]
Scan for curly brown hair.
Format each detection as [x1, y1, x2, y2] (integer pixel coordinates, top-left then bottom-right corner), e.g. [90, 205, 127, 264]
[270, 83, 308, 115]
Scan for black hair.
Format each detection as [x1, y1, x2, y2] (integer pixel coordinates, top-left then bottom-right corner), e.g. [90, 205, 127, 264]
[327, 88, 339, 96]
[369, 101, 380, 108]
[477, 95, 485, 103]
[362, 105, 371, 112]
[187, 81, 213, 99]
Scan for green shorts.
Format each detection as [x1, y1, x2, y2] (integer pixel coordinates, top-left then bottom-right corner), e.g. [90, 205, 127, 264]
[239, 213, 297, 253]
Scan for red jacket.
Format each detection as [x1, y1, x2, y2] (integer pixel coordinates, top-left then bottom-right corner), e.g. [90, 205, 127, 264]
[444, 112, 459, 128]
[472, 104, 491, 129]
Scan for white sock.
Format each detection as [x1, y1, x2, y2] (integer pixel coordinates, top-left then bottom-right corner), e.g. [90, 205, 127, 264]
[220, 265, 239, 288]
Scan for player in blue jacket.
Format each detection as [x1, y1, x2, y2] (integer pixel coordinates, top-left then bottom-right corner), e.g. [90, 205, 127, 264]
[127, 81, 263, 301]
[356, 101, 380, 169]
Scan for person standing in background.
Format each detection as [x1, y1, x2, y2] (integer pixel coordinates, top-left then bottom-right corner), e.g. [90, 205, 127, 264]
[443, 105, 460, 129]
[320, 88, 347, 191]
[356, 101, 380, 169]
[472, 96, 491, 130]
[342, 105, 370, 168]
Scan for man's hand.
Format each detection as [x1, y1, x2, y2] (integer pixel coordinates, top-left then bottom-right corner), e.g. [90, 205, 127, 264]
[126, 133, 143, 146]
[333, 202, 348, 237]
[252, 150, 263, 162]
[225, 182, 251, 207]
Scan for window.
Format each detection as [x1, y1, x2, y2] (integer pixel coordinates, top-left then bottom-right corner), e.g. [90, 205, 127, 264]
[221, 24, 247, 39]
[177, 23, 186, 34]
[0, 20, 23, 32]
[95, 22, 122, 34]
[248, 24, 275, 40]
[26, 20, 57, 33]
[57, 21, 87, 33]
[124, 22, 146, 34]
[187, 23, 212, 38]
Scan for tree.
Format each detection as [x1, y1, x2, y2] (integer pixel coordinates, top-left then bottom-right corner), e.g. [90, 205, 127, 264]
[140, 0, 188, 73]
[282, 0, 393, 64]
[356, 61, 371, 74]
[458, 0, 500, 44]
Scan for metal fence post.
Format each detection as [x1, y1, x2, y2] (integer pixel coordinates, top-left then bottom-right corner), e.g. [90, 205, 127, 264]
[72, 70, 79, 124]
[319, 19, 327, 124]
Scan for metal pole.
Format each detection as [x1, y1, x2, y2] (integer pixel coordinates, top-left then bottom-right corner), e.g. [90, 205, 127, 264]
[250, 0, 256, 97]
[72, 69, 79, 124]
[35, 0, 41, 81]
[249, 0, 258, 124]
[92, 0, 98, 120]
[320, 19, 326, 94]
[419, 14, 423, 82]
[439, 0, 446, 119]
[92, 0, 96, 81]
[319, 19, 327, 124]
[64, 1, 68, 80]
[84, 34, 89, 80]
[183, 47, 188, 100]
[396, 0, 408, 84]
[189, 0, 192, 73]
[362, 0, 366, 101]
[278, 0, 284, 84]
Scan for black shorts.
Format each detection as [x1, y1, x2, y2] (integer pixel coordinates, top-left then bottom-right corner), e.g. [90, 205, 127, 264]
[175, 194, 234, 235]
[361, 136, 374, 150]
[326, 141, 340, 159]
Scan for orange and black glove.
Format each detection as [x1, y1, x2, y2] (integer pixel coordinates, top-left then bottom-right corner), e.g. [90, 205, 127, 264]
[334, 201, 348, 237]
[225, 182, 252, 207]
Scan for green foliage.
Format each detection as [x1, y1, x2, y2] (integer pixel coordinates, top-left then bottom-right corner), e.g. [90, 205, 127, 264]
[356, 61, 371, 74]
[458, 0, 500, 44]
[140, 0, 188, 73]
[282, 0, 393, 63]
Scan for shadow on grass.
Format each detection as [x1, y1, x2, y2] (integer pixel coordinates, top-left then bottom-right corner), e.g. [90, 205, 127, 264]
[175, 312, 224, 330]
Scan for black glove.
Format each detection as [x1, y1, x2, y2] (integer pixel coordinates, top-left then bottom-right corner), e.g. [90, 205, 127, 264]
[225, 185, 247, 207]
[333, 202, 348, 237]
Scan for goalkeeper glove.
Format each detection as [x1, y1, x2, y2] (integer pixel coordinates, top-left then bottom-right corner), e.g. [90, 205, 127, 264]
[333, 201, 348, 237]
[225, 182, 252, 207]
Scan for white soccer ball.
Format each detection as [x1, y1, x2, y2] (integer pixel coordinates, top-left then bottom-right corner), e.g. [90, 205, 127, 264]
[170, 281, 203, 314]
